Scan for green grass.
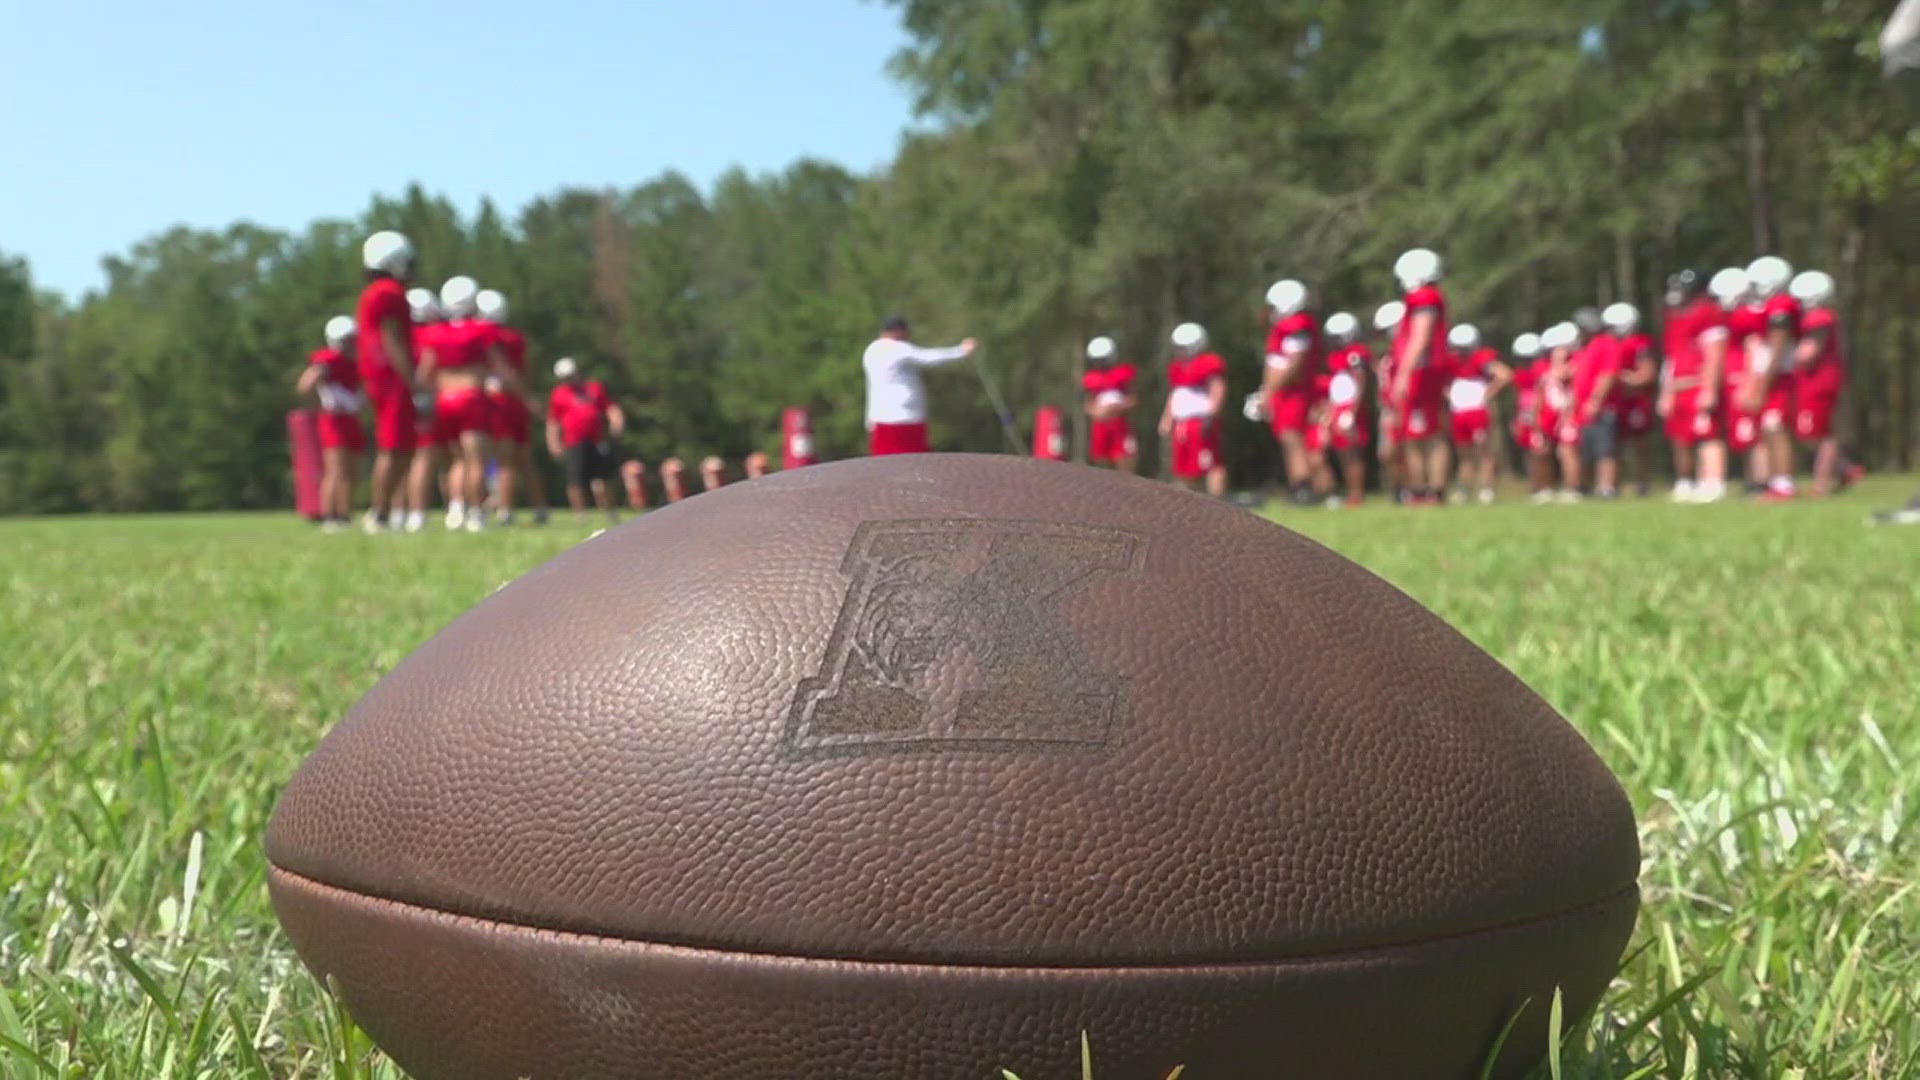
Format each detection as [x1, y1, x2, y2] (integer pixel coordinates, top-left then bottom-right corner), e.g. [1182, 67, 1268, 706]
[2, 482, 1917, 1079]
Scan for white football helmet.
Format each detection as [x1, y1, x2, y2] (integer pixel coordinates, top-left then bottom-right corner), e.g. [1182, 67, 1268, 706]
[323, 315, 356, 348]
[553, 357, 579, 379]
[1265, 279, 1309, 317]
[1541, 322, 1578, 350]
[476, 289, 509, 322]
[1511, 332, 1542, 360]
[1170, 323, 1207, 350]
[1086, 336, 1117, 362]
[1602, 302, 1640, 333]
[1394, 248, 1443, 290]
[1373, 301, 1406, 332]
[1789, 270, 1835, 307]
[440, 276, 480, 318]
[1324, 312, 1359, 342]
[361, 230, 414, 275]
[1746, 256, 1793, 298]
[1448, 324, 1481, 351]
[1709, 267, 1752, 310]
[407, 288, 441, 323]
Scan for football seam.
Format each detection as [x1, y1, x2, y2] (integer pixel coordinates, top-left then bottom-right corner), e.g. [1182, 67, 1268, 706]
[268, 865, 1638, 973]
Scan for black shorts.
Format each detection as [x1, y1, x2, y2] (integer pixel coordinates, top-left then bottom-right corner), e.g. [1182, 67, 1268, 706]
[563, 441, 615, 487]
[1580, 415, 1619, 460]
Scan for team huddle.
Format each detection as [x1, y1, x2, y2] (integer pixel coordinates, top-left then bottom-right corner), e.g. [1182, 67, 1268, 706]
[297, 231, 626, 533]
[1076, 249, 1856, 507]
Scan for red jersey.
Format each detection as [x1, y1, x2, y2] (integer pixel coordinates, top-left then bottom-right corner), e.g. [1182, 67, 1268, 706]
[412, 321, 448, 367]
[1727, 304, 1767, 382]
[1667, 299, 1727, 382]
[494, 325, 528, 376]
[1082, 363, 1139, 410]
[1800, 306, 1843, 380]
[1166, 353, 1227, 420]
[355, 277, 412, 389]
[428, 318, 491, 371]
[1570, 336, 1621, 415]
[1266, 312, 1322, 388]
[1512, 360, 1545, 421]
[309, 348, 363, 413]
[1324, 344, 1369, 409]
[548, 380, 614, 445]
[1446, 347, 1499, 414]
[1393, 285, 1449, 372]
[1762, 294, 1803, 338]
[1615, 333, 1654, 400]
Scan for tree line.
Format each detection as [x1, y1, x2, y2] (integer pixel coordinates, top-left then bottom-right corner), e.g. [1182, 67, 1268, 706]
[1, 0, 1915, 514]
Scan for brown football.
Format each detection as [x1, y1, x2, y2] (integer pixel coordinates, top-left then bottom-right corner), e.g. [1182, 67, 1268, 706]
[266, 453, 1638, 1080]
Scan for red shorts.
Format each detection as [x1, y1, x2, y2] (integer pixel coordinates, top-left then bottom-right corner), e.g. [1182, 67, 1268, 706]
[1325, 406, 1367, 452]
[489, 394, 530, 446]
[868, 421, 930, 456]
[1794, 391, 1838, 441]
[1618, 397, 1655, 437]
[1305, 423, 1326, 454]
[432, 386, 494, 446]
[317, 411, 365, 452]
[1392, 373, 1446, 444]
[1394, 401, 1444, 444]
[1268, 390, 1314, 438]
[1170, 417, 1221, 478]
[1088, 417, 1137, 463]
[369, 384, 418, 453]
[1666, 387, 1722, 445]
[1449, 408, 1491, 448]
[1765, 374, 1795, 422]
[1550, 410, 1582, 448]
[1727, 381, 1786, 453]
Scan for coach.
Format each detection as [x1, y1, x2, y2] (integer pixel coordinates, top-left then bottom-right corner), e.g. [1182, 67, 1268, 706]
[546, 358, 625, 521]
[862, 315, 976, 455]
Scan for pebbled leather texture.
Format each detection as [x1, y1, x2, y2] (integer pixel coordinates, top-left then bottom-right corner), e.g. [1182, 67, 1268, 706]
[267, 453, 1639, 1078]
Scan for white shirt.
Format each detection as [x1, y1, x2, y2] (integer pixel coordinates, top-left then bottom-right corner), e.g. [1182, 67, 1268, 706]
[863, 337, 970, 425]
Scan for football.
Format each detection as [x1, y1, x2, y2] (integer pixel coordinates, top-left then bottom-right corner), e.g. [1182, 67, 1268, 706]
[266, 454, 1639, 1079]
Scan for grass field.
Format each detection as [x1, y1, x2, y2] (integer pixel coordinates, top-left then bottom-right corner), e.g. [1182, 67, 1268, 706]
[2, 481, 1917, 1079]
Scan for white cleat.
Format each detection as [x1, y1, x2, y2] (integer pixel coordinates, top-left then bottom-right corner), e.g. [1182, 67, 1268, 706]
[1477, 488, 1495, 506]
[1556, 490, 1582, 504]
[361, 512, 386, 535]
[1670, 481, 1697, 503]
[445, 506, 466, 531]
[1529, 491, 1555, 505]
[464, 514, 486, 533]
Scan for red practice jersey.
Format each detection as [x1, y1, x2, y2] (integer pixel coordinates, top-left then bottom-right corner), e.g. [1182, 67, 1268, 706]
[1082, 363, 1139, 411]
[355, 278, 412, 390]
[549, 380, 613, 445]
[1166, 353, 1228, 419]
[1800, 307, 1844, 383]
[309, 348, 362, 412]
[1667, 299, 1727, 382]
[429, 319, 491, 371]
[1570, 336, 1621, 416]
[1267, 313, 1323, 388]
[1393, 285, 1450, 373]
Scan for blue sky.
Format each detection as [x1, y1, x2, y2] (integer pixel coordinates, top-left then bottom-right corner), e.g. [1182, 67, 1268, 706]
[0, 1, 919, 298]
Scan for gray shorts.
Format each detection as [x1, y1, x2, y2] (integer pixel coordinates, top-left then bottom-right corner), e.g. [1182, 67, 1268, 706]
[1581, 414, 1619, 460]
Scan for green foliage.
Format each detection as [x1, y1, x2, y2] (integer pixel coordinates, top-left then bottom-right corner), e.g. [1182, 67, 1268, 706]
[1, 0, 1917, 512]
[1, 487, 1917, 1074]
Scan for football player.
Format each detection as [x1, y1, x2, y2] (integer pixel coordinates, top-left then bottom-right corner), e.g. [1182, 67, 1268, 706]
[1260, 280, 1323, 506]
[1787, 271, 1862, 496]
[1320, 312, 1371, 507]
[474, 289, 548, 525]
[1445, 324, 1511, 504]
[1388, 249, 1452, 505]
[1507, 333, 1552, 501]
[1744, 256, 1802, 500]
[1081, 336, 1139, 473]
[1605, 303, 1658, 497]
[353, 232, 419, 534]
[1372, 301, 1407, 501]
[1158, 323, 1229, 496]
[295, 315, 366, 531]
